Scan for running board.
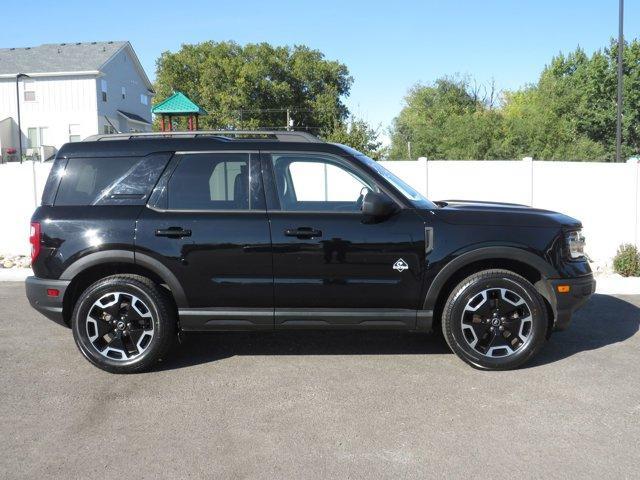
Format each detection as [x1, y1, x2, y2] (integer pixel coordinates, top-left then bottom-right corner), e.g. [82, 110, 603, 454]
[179, 308, 433, 332]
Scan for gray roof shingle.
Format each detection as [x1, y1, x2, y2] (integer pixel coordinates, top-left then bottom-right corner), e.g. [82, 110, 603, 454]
[0, 41, 127, 75]
[117, 110, 151, 124]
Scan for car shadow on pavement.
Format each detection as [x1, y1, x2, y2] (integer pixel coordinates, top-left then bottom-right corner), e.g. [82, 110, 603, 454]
[155, 293, 639, 372]
[528, 293, 640, 368]
[156, 330, 452, 371]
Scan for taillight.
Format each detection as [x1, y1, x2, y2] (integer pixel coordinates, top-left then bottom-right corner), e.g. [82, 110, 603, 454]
[30, 222, 41, 263]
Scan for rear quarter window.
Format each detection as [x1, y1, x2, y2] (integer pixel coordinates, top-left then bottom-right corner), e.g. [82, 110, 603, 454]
[54, 153, 171, 206]
[41, 156, 68, 206]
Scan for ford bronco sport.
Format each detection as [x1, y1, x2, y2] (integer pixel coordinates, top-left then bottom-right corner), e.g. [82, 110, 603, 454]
[26, 131, 595, 373]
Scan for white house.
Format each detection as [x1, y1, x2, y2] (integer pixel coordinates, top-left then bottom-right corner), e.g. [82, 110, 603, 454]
[0, 41, 153, 161]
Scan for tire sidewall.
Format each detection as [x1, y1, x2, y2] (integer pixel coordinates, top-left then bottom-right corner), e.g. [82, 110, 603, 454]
[72, 279, 166, 372]
[445, 273, 547, 370]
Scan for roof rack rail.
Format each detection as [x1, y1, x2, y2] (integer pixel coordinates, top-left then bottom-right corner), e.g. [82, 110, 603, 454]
[83, 130, 323, 143]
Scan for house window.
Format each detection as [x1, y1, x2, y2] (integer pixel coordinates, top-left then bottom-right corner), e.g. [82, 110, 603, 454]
[27, 128, 37, 148]
[140, 94, 148, 105]
[28, 127, 48, 148]
[69, 124, 81, 143]
[23, 80, 36, 102]
[121, 87, 126, 100]
[101, 79, 107, 102]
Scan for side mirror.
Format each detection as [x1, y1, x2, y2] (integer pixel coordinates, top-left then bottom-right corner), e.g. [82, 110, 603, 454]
[361, 191, 398, 219]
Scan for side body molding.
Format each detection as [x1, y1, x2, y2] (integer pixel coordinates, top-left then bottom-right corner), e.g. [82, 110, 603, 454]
[423, 246, 559, 311]
[59, 250, 188, 307]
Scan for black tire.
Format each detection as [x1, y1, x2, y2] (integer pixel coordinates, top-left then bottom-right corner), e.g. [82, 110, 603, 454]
[441, 269, 547, 370]
[71, 274, 177, 373]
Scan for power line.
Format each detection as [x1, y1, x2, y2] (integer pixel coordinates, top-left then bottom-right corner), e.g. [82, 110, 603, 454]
[230, 106, 343, 114]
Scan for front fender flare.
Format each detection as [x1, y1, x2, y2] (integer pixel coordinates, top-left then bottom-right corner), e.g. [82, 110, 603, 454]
[423, 246, 558, 311]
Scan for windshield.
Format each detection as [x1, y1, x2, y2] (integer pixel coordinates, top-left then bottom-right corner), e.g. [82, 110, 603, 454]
[356, 154, 437, 209]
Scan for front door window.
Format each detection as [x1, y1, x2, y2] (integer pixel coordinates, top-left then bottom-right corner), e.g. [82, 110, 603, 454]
[270, 153, 376, 212]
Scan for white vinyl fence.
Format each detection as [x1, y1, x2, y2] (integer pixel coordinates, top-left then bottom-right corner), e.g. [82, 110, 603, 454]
[0, 161, 52, 257]
[1, 158, 638, 265]
[380, 158, 640, 265]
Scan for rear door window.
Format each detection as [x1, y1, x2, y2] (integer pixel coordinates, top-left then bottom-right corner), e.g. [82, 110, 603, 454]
[166, 153, 253, 210]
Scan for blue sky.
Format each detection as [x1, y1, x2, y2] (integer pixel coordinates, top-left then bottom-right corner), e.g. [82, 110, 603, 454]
[1, 0, 637, 132]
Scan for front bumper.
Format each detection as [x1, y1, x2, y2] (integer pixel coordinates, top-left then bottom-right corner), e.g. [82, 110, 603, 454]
[25, 276, 71, 327]
[544, 274, 596, 331]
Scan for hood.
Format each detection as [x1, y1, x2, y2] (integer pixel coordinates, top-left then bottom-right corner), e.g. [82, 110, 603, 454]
[431, 200, 581, 228]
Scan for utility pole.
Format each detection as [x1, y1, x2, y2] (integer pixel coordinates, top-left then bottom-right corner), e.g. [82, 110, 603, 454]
[616, 0, 624, 163]
[407, 141, 412, 160]
[15, 73, 30, 164]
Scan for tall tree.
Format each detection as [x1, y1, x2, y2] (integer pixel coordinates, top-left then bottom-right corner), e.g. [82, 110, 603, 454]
[389, 39, 640, 161]
[154, 41, 353, 135]
[389, 76, 507, 159]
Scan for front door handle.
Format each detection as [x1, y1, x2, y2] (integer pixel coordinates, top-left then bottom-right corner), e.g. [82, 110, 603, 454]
[155, 227, 192, 238]
[284, 227, 323, 239]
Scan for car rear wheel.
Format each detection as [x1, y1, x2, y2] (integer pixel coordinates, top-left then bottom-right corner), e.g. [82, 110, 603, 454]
[441, 269, 548, 370]
[71, 274, 177, 373]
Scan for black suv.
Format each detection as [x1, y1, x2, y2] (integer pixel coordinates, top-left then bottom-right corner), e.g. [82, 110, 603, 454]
[26, 131, 595, 373]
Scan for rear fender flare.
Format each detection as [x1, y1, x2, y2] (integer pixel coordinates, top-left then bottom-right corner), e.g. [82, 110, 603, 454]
[60, 250, 187, 307]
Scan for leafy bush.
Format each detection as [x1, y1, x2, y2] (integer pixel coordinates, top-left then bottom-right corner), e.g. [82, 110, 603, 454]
[613, 244, 640, 277]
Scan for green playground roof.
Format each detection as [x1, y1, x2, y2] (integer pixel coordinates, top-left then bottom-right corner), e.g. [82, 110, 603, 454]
[151, 91, 207, 115]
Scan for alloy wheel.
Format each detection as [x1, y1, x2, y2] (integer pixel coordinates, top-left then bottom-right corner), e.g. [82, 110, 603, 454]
[460, 287, 533, 358]
[85, 291, 155, 361]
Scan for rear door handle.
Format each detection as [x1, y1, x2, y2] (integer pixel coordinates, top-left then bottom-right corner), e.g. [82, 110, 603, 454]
[155, 227, 192, 238]
[284, 227, 323, 239]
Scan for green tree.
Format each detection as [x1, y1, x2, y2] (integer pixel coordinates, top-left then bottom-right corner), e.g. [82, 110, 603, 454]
[389, 76, 507, 159]
[154, 41, 353, 134]
[501, 39, 640, 160]
[322, 118, 385, 159]
[500, 76, 607, 160]
[389, 39, 640, 161]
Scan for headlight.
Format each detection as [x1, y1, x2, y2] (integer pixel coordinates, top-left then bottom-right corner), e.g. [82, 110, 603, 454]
[566, 230, 586, 259]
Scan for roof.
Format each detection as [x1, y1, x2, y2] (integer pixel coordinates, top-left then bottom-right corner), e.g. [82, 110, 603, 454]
[58, 136, 345, 160]
[151, 91, 207, 115]
[0, 41, 127, 75]
[117, 110, 151, 125]
[86, 130, 320, 142]
[0, 41, 154, 91]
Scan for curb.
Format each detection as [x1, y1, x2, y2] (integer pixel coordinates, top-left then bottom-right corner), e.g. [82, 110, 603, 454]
[594, 275, 640, 296]
[0, 268, 32, 282]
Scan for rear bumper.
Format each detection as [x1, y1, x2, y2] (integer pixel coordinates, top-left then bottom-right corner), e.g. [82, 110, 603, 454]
[545, 274, 596, 331]
[25, 276, 71, 327]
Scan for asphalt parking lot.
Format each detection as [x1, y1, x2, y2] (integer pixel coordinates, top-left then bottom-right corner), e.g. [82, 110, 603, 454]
[1, 282, 639, 479]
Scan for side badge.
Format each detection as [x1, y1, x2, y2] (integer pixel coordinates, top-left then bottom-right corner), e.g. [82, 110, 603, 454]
[393, 258, 409, 272]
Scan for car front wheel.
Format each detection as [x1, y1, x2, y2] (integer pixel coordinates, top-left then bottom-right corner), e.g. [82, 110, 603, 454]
[442, 269, 548, 370]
